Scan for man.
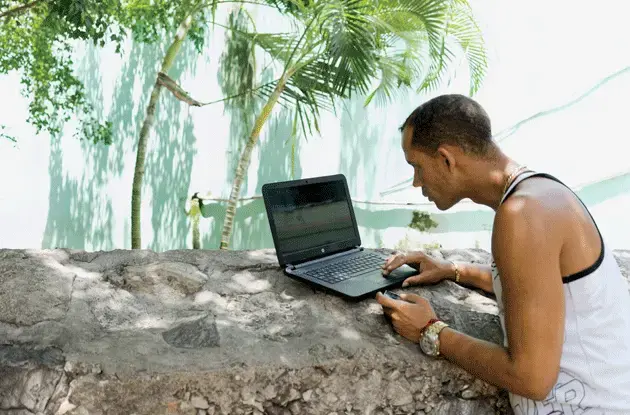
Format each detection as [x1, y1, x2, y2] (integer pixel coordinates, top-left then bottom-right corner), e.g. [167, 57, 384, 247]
[376, 94, 630, 414]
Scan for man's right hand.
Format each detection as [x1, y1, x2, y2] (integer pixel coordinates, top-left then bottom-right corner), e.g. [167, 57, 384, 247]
[381, 251, 455, 287]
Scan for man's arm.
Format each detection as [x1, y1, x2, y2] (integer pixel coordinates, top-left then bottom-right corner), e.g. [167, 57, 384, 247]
[386, 251, 495, 293]
[439, 199, 565, 400]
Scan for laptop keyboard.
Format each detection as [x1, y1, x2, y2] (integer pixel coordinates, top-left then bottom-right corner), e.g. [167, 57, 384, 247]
[304, 252, 385, 284]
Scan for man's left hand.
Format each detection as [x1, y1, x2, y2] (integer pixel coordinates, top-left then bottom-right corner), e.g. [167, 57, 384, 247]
[375, 292, 438, 343]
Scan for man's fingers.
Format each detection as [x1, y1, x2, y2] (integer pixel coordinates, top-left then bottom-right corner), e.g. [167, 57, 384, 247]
[381, 257, 393, 271]
[382, 254, 406, 275]
[400, 293, 425, 304]
[401, 276, 418, 287]
[401, 273, 428, 287]
[375, 291, 399, 309]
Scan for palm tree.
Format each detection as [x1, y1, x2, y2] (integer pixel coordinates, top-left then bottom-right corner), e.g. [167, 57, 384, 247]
[130, 0, 304, 249]
[218, 0, 488, 249]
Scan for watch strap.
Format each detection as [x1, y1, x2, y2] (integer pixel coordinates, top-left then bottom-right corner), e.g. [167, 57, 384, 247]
[420, 320, 449, 356]
[420, 318, 439, 335]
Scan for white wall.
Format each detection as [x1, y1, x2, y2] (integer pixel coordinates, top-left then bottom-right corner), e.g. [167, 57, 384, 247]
[1, 0, 629, 251]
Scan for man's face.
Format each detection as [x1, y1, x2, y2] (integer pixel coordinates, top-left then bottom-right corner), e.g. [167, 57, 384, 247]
[401, 126, 458, 211]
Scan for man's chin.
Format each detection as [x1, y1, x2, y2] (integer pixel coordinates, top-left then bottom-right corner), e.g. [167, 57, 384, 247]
[434, 199, 454, 211]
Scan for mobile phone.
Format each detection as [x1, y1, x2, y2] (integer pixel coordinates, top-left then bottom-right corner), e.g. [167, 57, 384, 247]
[382, 290, 401, 300]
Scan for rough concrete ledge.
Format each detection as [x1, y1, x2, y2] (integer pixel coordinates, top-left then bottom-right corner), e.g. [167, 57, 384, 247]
[0, 248, 628, 415]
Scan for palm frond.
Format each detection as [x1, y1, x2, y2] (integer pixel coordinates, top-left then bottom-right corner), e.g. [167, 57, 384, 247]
[413, 0, 487, 95]
[376, 0, 449, 58]
[249, 32, 300, 64]
[226, 0, 487, 135]
[316, 0, 380, 97]
[447, 0, 487, 95]
[369, 0, 486, 96]
[364, 49, 425, 107]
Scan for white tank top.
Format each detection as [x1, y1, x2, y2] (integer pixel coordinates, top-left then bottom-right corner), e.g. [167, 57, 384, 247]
[491, 171, 630, 414]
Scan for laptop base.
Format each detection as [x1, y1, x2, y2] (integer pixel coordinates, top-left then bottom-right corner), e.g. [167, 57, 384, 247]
[285, 251, 418, 301]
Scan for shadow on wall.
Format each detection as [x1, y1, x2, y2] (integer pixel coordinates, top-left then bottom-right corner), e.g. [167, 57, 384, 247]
[339, 93, 400, 247]
[42, 44, 116, 250]
[145, 45, 199, 252]
[216, 12, 262, 199]
[42, 32, 200, 251]
[192, 170, 630, 250]
[40, 30, 630, 252]
[200, 105, 297, 250]
[199, 13, 300, 251]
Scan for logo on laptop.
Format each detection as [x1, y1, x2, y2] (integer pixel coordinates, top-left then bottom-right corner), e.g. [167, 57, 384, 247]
[321, 248, 325, 253]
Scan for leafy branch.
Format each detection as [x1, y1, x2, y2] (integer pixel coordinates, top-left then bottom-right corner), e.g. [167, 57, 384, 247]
[0, 0, 45, 19]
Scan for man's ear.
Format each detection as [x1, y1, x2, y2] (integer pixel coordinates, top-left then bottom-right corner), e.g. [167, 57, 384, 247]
[437, 147, 456, 172]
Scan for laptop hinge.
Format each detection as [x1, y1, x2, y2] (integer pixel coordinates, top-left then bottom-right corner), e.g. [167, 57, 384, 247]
[288, 247, 362, 270]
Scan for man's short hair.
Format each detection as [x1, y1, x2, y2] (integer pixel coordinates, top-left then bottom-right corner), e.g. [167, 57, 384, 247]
[400, 94, 494, 157]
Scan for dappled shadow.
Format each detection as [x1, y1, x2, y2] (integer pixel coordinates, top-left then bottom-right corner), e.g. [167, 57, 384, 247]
[201, 199, 270, 250]
[255, 108, 303, 193]
[42, 28, 200, 250]
[339, 95, 389, 246]
[208, 11, 298, 250]
[42, 137, 94, 249]
[216, 9, 271, 202]
[200, 104, 296, 250]
[353, 205, 493, 234]
[145, 37, 200, 251]
[195, 167, 630, 249]
[42, 44, 115, 250]
[339, 96, 381, 198]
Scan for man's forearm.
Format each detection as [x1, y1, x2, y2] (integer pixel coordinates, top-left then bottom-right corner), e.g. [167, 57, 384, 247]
[438, 327, 543, 400]
[451, 263, 494, 293]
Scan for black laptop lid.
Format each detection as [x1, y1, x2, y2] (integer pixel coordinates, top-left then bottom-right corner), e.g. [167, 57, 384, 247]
[262, 174, 361, 267]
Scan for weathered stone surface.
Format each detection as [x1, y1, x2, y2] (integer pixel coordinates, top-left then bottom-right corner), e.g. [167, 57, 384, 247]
[0, 248, 627, 415]
[106, 262, 208, 297]
[0, 344, 65, 415]
[162, 315, 220, 348]
[0, 250, 74, 326]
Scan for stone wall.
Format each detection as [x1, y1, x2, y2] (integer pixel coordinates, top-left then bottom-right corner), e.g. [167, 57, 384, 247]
[0, 248, 628, 415]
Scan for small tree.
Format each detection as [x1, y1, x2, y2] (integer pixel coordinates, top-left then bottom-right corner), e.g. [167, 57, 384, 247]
[218, 0, 487, 249]
[0, 0, 208, 144]
[409, 210, 438, 232]
[129, 0, 305, 249]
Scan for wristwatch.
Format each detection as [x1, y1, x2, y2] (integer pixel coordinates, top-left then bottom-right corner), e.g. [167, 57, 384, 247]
[419, 319, 449, 357]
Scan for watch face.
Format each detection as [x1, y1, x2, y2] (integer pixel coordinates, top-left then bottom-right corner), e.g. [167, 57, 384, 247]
[420, 332, 438, 356]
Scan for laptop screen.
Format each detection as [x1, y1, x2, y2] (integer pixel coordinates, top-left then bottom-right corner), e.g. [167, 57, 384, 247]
[263, 175, 361, 266]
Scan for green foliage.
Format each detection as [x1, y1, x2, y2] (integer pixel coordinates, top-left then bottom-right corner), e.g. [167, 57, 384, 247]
[409, 210, 438, 232]
[0, 0, 208, 143]
[218, 0, 486, 249]
[0, 125, 16, 143]
[234, 0, 487, 141]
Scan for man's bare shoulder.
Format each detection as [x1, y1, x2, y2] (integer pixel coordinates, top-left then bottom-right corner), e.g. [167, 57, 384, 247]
[495, 177, 572, 227]
[492, 179, 566, 257]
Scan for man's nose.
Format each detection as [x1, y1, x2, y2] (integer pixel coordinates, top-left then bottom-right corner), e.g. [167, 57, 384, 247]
[412, 176, 423, 188]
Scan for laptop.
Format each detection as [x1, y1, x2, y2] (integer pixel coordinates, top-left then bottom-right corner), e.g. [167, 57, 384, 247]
[262, 173, 418, 300]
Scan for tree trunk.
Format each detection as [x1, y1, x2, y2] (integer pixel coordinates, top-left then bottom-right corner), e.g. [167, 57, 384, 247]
[219, 68, 295, 250]
[131, 15, 194, 249]
[191, 199, 201, 249]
